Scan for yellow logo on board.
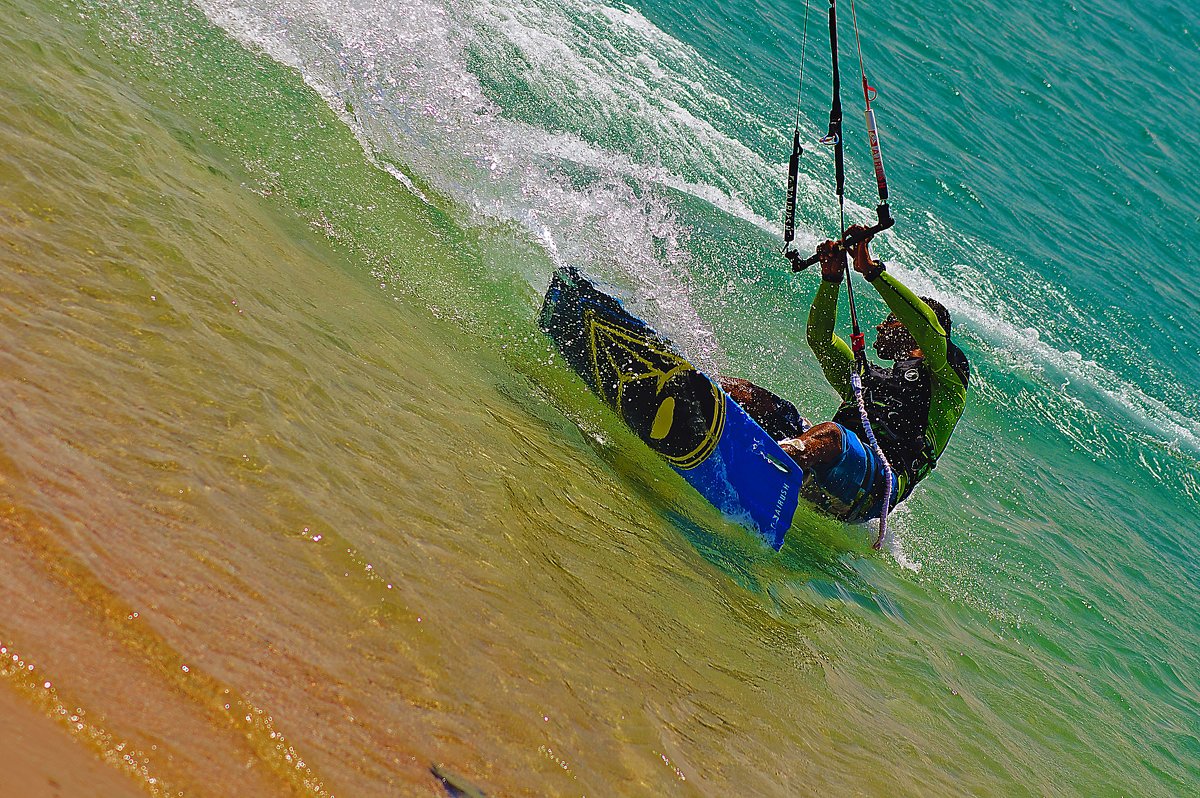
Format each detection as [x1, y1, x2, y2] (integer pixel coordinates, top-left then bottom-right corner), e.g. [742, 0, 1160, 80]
[584, 309, 724, 470]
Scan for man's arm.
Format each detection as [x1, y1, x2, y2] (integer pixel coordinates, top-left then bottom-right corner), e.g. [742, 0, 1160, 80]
[868, 270, 967, 457]
[868, 271, 948, 361]
[806, 279, 855, 401]
[845, 223, 952, 368]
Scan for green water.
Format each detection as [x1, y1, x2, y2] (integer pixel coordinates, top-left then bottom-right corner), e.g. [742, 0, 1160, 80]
[1, 0, 1198, 795]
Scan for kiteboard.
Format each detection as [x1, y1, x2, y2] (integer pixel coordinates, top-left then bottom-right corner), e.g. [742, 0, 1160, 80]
[538, 268, 802, 549]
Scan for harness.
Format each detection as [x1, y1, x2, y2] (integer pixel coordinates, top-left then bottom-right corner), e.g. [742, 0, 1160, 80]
[833, 358, 932, 491]
[834, 342, 970, 501]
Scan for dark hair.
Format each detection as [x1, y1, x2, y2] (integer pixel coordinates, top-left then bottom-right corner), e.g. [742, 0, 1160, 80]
[919, 296, 952, 336]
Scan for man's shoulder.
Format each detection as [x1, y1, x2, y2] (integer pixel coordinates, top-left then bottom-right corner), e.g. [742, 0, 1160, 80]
[911, 344, 969, 391]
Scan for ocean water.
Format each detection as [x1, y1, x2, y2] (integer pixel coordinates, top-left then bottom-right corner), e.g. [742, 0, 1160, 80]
[1, 0, 1198, 794]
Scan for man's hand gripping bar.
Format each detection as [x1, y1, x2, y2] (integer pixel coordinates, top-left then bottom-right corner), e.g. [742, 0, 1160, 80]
[785, 205, 894, 272]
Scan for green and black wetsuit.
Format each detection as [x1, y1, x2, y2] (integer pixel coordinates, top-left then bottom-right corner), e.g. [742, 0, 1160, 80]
[806, 271, 969, 501]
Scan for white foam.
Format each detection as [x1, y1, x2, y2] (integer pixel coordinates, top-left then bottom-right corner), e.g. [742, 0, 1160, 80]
[874, 504, 922, 572]
[381, 162, 431, 205]
[193, 0, 802, 370]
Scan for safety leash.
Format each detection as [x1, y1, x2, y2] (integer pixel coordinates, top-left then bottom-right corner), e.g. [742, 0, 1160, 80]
[784, 0, 895, 547]
[845, 264, 893, 550]
[852, 376, 894, 549]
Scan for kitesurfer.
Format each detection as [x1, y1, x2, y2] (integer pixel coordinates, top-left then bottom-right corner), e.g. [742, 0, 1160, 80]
[727, 226, 969, 522]
[787, 224, 969, 520]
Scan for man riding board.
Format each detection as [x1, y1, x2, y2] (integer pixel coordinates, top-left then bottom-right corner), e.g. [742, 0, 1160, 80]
[721, 225, 969, 522]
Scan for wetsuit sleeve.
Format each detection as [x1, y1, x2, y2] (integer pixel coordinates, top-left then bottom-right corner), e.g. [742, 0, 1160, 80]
[869, 271, 967, 457]
[806, 280, 855, 402]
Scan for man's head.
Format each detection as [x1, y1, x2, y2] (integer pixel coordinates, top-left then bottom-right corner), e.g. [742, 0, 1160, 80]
[873, 296, 952, 360]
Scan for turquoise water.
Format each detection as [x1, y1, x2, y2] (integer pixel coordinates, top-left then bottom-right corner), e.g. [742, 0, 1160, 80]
[3, 0, 1199, 794]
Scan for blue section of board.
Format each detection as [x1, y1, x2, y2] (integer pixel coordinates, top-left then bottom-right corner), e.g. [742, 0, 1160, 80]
[539, 268, 802, 549]
[677, 394, 801, 549]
